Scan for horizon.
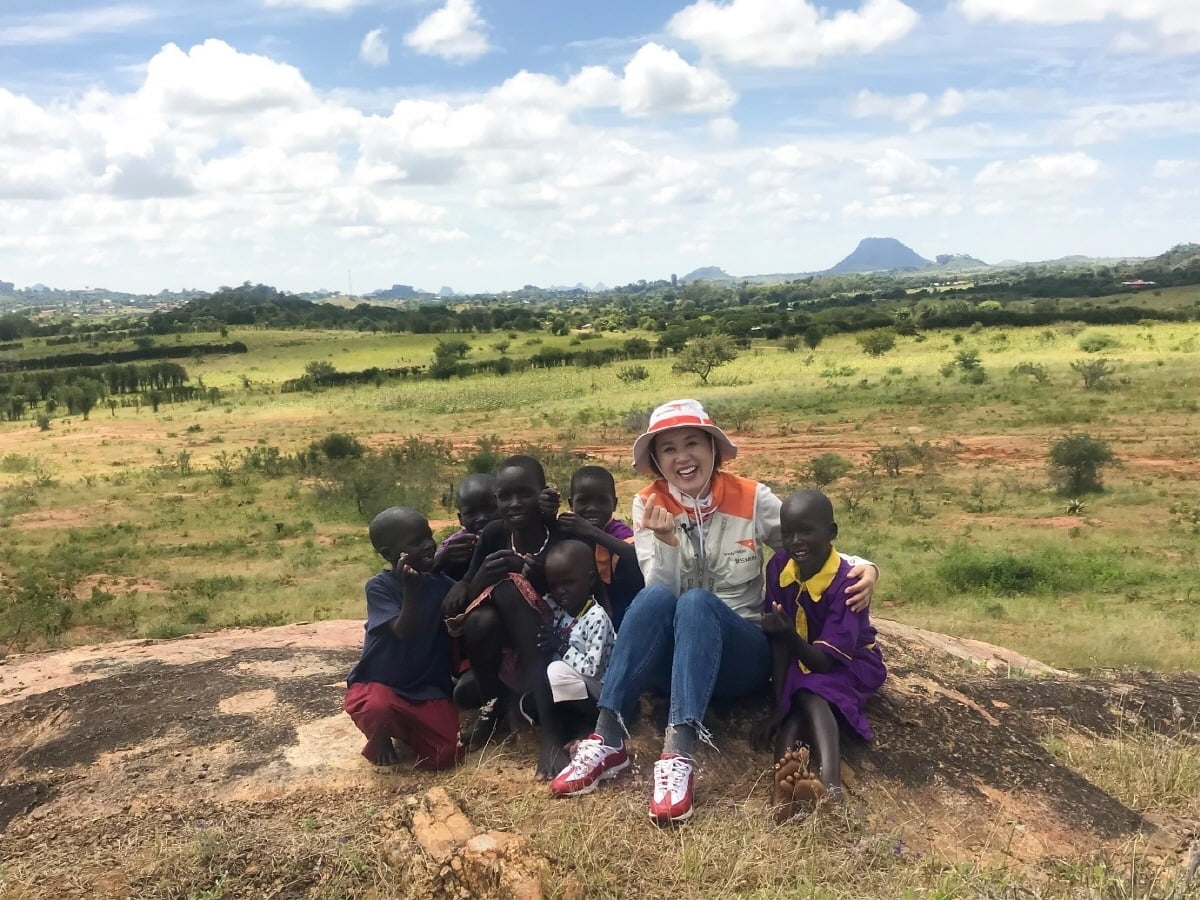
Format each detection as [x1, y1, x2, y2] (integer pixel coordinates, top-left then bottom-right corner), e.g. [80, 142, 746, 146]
[1, 1, 1198, 294]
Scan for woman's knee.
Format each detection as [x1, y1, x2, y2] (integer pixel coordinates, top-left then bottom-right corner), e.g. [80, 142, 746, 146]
[674, 588, 722, 625]
[624, 584, 677, 624]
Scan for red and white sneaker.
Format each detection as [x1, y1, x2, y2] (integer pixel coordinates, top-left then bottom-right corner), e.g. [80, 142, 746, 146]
[549, 734, 629, 797]
[649, 753, 694, 824]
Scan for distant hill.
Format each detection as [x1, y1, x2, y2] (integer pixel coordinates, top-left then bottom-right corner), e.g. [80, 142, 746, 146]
[828, 238, 930, 274]
[680, 266, 736, 284]
[1149, 242, 1200, 269]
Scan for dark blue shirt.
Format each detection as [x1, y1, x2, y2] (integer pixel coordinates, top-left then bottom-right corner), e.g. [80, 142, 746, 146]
[346, 569, 454, 702]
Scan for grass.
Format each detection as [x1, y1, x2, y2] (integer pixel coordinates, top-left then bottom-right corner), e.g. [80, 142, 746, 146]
[2, 320, 1199, 668]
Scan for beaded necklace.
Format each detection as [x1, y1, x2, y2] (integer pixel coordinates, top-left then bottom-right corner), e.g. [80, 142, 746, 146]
[510, 525, 550, 557]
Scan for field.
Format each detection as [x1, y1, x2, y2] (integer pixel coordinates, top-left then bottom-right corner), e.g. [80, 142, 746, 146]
[3, 319, 1198, 669]
[2, 318, 1199, 898]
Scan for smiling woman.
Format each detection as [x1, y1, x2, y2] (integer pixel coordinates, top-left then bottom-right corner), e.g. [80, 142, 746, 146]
[549, 398, 880, 823]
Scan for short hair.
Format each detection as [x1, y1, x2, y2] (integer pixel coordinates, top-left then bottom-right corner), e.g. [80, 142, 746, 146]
[456, 472, 495, 501]
[368, 506, 424, 554]
[497, 454, 546, 488]
[545, 538, 594, 567]
[569, 465, 616, 497]
[781, 490, 835, 525]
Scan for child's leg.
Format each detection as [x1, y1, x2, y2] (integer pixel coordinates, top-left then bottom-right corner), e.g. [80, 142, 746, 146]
[794, 690, 842, 799]
[459, 605, 514, 749]
[490, 580, 563, 778]
[771, 693, 826, 824]
[344, 682, 407, 766]
[400, 697, 464, 771]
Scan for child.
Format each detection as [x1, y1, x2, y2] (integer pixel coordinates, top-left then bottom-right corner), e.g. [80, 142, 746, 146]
[556, 465, 643, 630]
[762, 490, 886, 823]
[435, 473, 498, 583]
[520, 540, 616, 742]
[344, 506, 461, 771]
[446, 455, 572, 778]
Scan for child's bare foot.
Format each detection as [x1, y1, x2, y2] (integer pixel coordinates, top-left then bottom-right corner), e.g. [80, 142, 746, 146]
[368, 738, 400, 767]
[772, 747, 827, 824]
[536, 735, 570, 781]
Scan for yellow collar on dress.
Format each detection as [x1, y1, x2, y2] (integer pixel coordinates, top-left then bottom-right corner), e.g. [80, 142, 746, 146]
[778, 546, 839, 603]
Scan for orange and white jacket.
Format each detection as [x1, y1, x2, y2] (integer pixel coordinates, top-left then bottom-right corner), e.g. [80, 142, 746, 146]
[632, 472, 870, 622]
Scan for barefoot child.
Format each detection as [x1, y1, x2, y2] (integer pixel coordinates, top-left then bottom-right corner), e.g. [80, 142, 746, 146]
[521, 540, 616, 741]
[344, 507, 462, 770]
[763, 490, 886, 823]
[435, 473, 498, 583]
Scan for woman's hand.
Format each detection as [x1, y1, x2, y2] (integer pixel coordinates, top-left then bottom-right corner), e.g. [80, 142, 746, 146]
[844, 563, 878, 612]
[639, 493, 678, 546]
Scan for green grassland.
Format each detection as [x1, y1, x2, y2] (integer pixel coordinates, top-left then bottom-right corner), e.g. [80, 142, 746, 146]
[2, 319, 1199, 671]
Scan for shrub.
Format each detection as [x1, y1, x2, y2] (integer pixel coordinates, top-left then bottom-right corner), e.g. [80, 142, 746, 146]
[317, 432, 365, 460]
[1010, 362, 1048, 384]
[1049, 433, 1116, 495]
[802, 326, 824, 350]
[35, 413, 51, 431]
[1077, 331, 1120, 353]
[805, 453, 853, 487]
[1070, 357, 1117, 391]
[616, 365, 650, 384]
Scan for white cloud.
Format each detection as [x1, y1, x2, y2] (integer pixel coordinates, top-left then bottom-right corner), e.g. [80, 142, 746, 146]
[1153, 158, 1200, 178]
[0, 4, 156, 45]
[958, 0, 1200, 53]
[667, 0, 919, 67]
[842, 193, 940, 219]
[618, 43, 734, 117]
[708, 116, 739, 143]
[404, 0, 490, 62]
[862, 148, 949, 186]
[975, 152, 1102, 184]
[360, 28, 388, 67]
[851, 88, 969, 132]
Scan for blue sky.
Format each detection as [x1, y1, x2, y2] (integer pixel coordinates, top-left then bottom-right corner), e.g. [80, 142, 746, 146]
[1, 0, 1197, 293]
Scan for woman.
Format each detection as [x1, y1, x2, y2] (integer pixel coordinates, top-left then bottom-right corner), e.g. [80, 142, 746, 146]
[549, 399, 877, 823]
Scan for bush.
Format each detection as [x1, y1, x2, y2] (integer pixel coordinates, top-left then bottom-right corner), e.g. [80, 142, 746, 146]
[1049, 433, 1116, 495]
[0, 573, 74, 650]
[1077, 331, 1120, 353]
[805, 453, 853, 487]
[616, 365, 650, 384]
[1070, 357, 1117, 391]
[35, 413, 50, 431]
[317, 432, 365, 460]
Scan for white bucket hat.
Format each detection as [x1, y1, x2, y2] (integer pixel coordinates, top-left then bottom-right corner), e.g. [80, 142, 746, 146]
[631, 399, 738, 476]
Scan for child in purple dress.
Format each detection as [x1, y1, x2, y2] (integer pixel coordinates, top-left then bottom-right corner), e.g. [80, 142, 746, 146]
[761, 490, 886, 823]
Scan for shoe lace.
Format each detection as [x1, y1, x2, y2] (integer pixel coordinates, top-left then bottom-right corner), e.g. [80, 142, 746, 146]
[654, 756, 692, 795]
[570, 738, 611, 773]
[476, 697, 497, 720]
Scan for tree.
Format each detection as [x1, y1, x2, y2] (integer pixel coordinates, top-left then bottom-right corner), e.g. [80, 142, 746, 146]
[1049, 433, 1116, 495]
[856, 329, 897, 357]
[304, 360, 337, 386]
[671, 335, 738, 384]
[802, 325, 824, 350]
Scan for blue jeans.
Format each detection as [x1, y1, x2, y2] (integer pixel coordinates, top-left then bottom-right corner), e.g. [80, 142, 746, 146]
[598, 585, 770, 743]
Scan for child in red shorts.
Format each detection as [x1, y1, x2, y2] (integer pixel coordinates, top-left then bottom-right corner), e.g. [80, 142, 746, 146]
[344, 506, 462, 770]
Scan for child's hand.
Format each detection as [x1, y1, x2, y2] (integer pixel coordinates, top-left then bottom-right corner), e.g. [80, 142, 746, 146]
[478, 549, 525, 585]
[761, 602, 793, 635]
[537, 623, 567, 656]
[433, 532, 477, 572]
[844, 563, 878, 612]
[442, 581, 469, 617]
[639, 493, 677, 541]
[538, 486, 561, 523]
[392, 553, 421, 581]
[556, 511, 598, 538]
